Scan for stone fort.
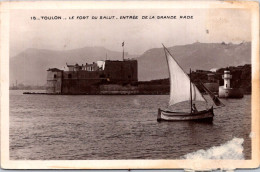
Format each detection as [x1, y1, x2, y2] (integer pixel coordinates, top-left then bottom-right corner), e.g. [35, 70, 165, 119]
[46, 59, 138, 94]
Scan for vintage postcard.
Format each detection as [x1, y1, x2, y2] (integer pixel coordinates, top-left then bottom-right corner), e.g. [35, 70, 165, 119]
[1, 1, 259, 170]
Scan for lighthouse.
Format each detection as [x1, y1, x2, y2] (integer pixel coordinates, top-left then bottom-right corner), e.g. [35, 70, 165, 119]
[223, 70, 232, 89]
[218, 70, 243, 98]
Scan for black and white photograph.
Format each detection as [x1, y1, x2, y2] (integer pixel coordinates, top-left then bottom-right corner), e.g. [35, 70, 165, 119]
[1, 1, 259, 169]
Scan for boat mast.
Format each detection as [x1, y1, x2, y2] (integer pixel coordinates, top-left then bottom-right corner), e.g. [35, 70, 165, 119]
[190, 68, 192, 114]
[122, 41, 125, 61]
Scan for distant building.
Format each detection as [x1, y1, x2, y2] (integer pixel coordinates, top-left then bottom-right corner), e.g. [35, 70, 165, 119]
[195, 69, 210, 74]
[46, 59, 138, 94]
[203, 73, 219, 93]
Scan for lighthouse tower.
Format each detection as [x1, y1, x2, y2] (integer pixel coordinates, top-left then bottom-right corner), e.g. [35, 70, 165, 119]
[218, 70, 243, 98]
[222, 70, 232, 89]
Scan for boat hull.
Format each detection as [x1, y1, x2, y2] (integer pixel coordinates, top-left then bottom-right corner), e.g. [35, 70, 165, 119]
[157, 107, 214, 122]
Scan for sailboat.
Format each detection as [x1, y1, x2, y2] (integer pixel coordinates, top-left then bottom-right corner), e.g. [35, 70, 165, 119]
[157, 45, 224, 122]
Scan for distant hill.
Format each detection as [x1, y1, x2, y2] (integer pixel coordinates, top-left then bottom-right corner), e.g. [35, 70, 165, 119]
[10, 42, 251, 85]
[10, 47, 136, 85]
[137, 42, 251, 81]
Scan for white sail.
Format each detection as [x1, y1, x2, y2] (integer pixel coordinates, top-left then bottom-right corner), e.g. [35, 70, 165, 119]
[164, 47, 206, 106]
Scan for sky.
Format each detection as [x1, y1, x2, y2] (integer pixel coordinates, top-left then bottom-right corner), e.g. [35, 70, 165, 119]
[10, 8, 251, 57]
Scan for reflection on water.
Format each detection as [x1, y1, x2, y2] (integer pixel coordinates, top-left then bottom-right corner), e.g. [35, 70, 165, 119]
[9, 90, 251, 160]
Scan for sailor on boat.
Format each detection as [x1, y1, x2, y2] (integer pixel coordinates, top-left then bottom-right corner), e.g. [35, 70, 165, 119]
[192, 104, 198, 113]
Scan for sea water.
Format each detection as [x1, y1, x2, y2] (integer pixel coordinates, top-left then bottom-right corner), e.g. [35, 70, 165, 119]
[9, 90, 251, 160]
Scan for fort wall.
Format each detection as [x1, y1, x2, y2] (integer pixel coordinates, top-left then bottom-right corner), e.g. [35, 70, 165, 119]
[104, 60, 138, 83]
[100, 84, 139, 94]
[138, 84, 169, 94]
[46, 60, 138, 94]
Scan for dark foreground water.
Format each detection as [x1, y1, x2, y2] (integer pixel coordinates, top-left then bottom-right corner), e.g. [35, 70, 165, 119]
[10, 90, 251, 160]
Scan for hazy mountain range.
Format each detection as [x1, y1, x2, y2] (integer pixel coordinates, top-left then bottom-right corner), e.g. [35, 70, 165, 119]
[10, 42, 251, 85]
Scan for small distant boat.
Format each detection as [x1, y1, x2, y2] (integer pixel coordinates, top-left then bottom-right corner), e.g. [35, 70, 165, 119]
[157, 45, 224, 122]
